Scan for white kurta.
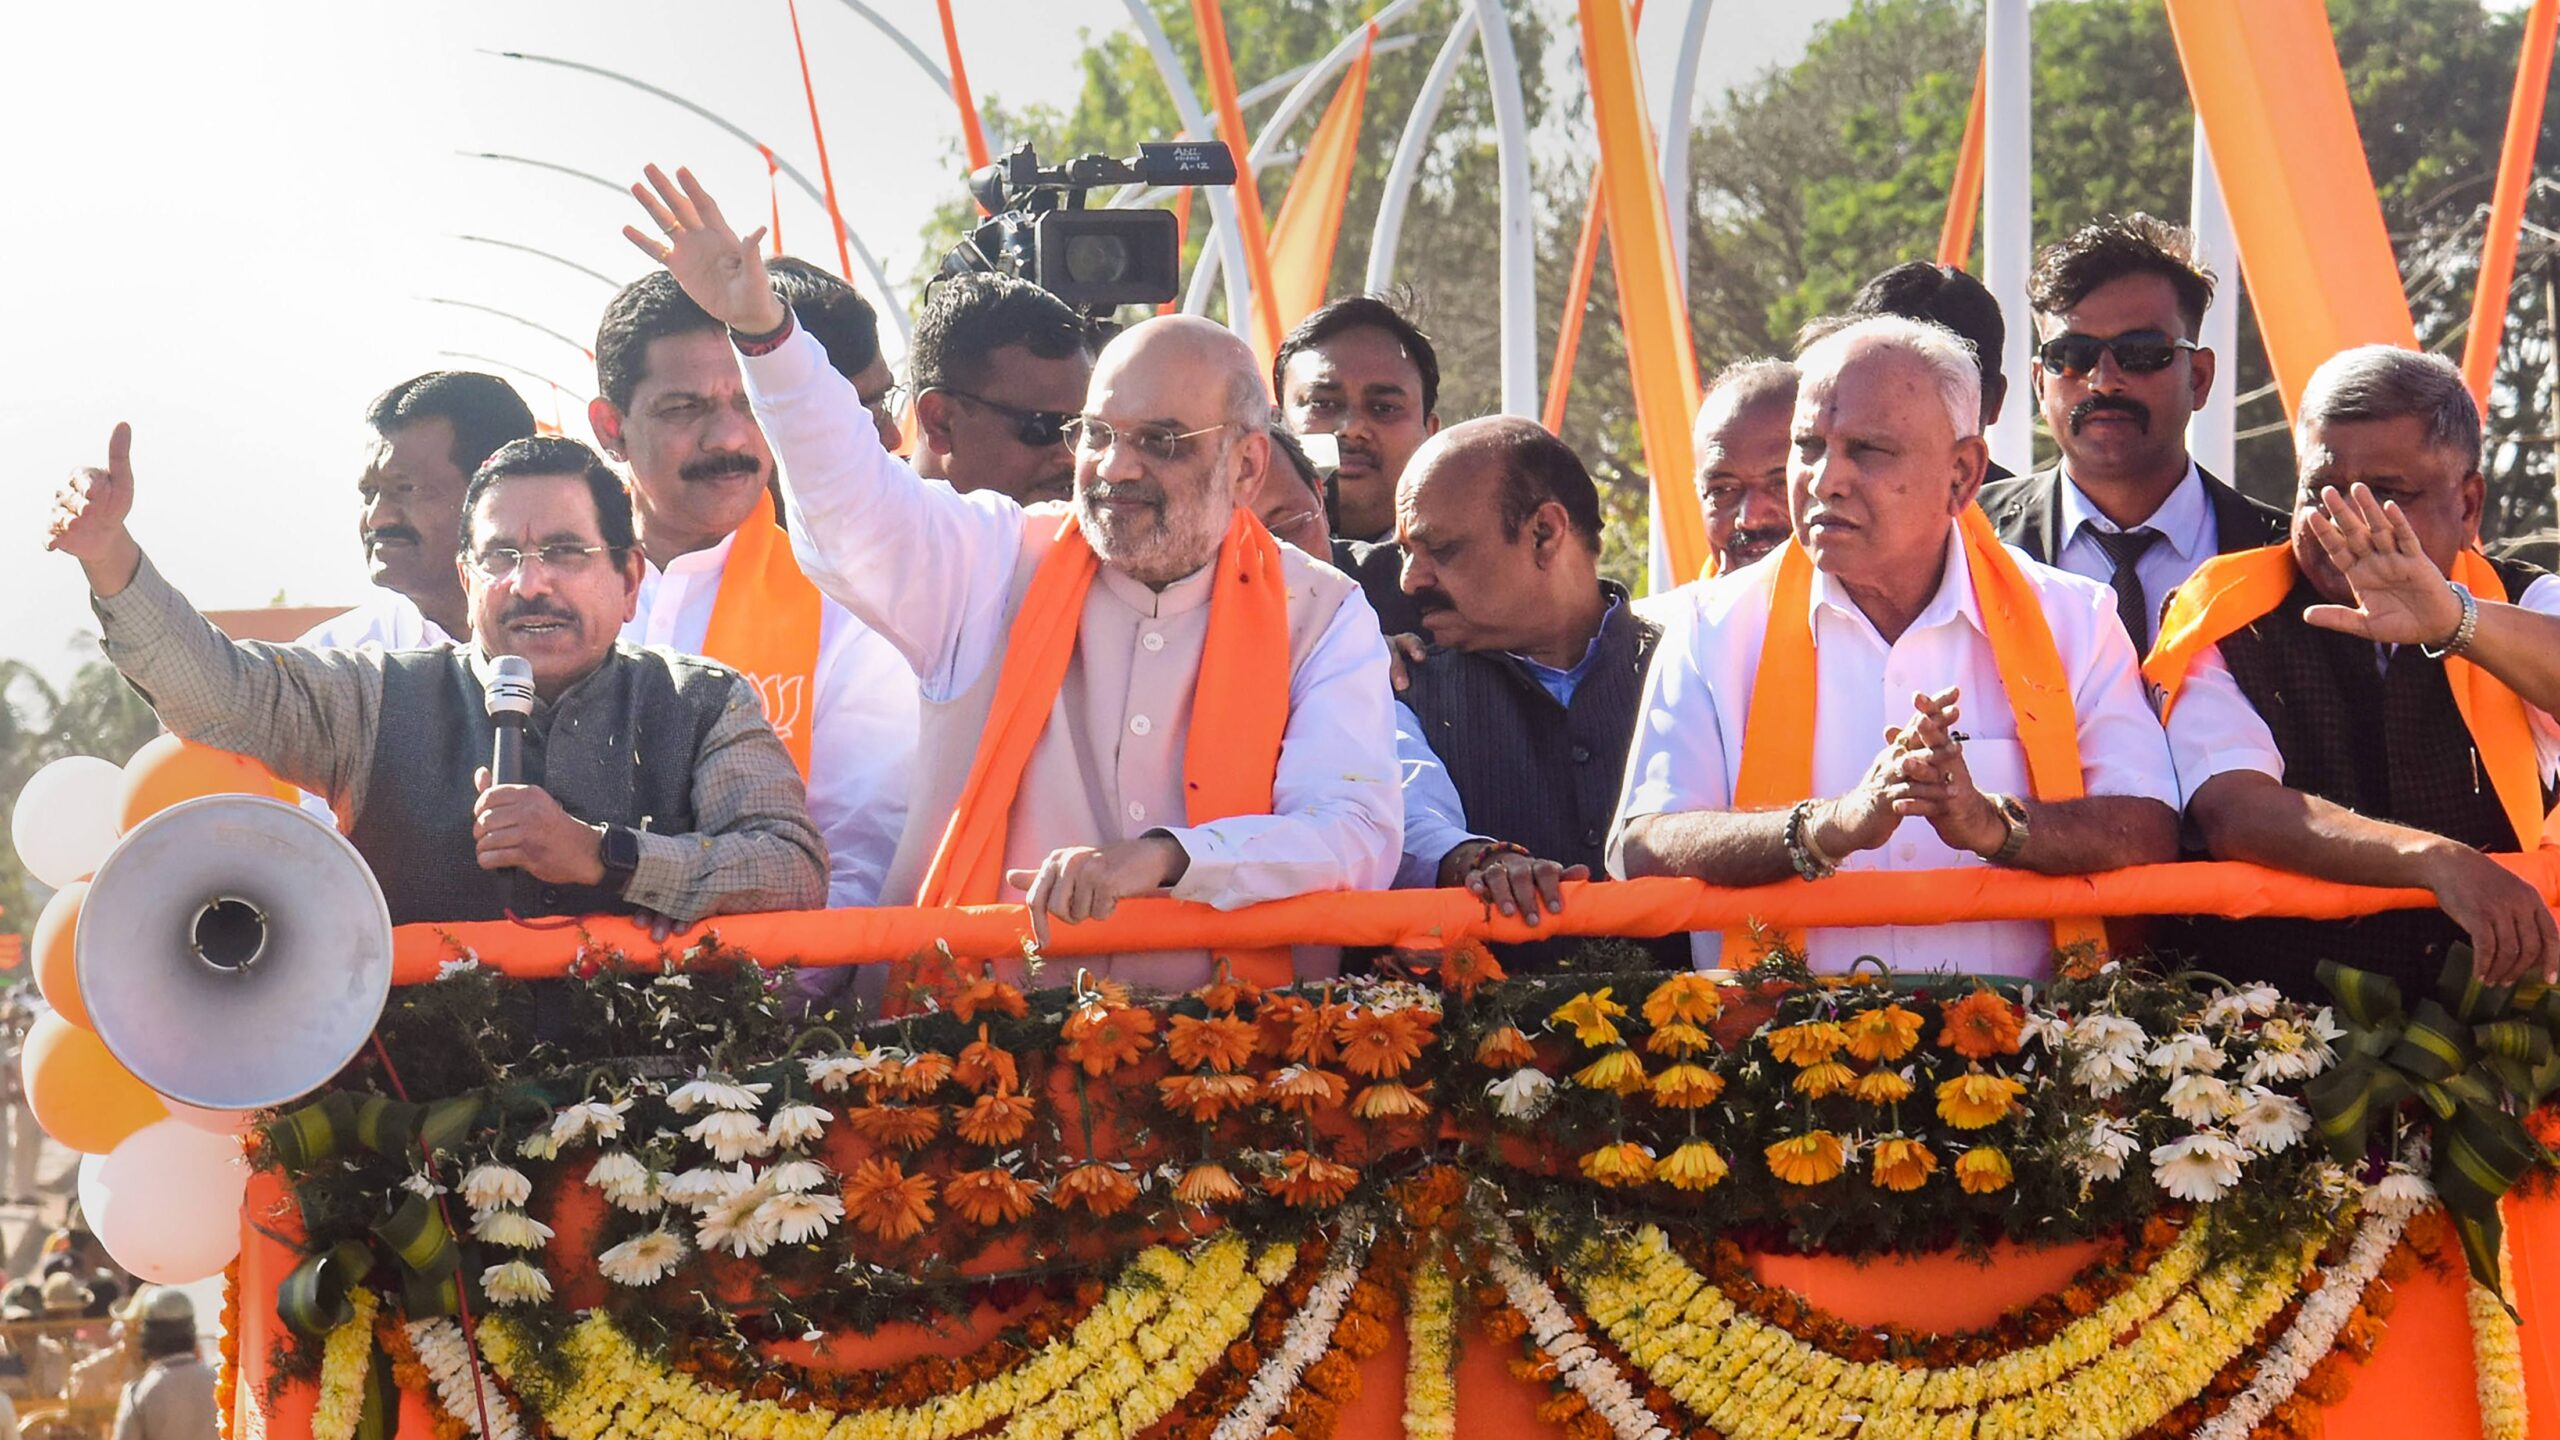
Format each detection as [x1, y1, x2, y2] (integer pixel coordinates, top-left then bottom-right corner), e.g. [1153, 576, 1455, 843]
[1609, 532, 2179, 976]
[296, 588, 451, 649]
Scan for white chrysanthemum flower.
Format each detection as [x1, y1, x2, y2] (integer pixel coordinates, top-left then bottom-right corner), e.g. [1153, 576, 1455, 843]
[2019, 1012, 2071, 1051]
[685, 1109, 773, 1165]
[2147, 1032, 2226, 1076]
[597, 1229, 688, 1287]
[2150, 1132, 2246, 1202]
[665, 1075, 770, 1114]
[661, 1165, 746, 1208]
[470, 1207, 554, 1250]
[1485, 1068, 1555, 1120]
[547, 1097, 633, 1148]
[2201, 984, 2283, 1029]
[459, 1164, 532, 1216]
[399, 1172, 447, 1199]
[516, 1132, 561, 1161]
[2164, 1072, 2238, 1126]
[585, 1151, 662, 1213]
[436, 957, 482, 981]
[803, 1051, 882, 1094]
[2067, 1015, 2147, 1097]
[2230, 1086, 2312, 1154]
[760, 1191, 844, 1245]
[768, 1158, 829, 1194]
[480, 1259, 553, 1305]
[765, 1102, 830, 1149]
[696, 1182, 780, 1258]
[2369, 1167, 2438, 1218]
[2078, 1116, 2142, 1182]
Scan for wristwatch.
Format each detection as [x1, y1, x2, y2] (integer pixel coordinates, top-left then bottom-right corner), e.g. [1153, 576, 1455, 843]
[595, 823, 641, 896]
[1982, 794, 2031, 867]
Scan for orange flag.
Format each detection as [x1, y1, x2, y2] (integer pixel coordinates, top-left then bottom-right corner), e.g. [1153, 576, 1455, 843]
[2461, 0, 2559, 407]
[1936, 54, 1988, 269]
[1190, 0, 1286, 360]
[936, 0, 993, 176]
[2163, 0, 2416, 420]
[1544, 0, 1646, 436]
[785, 0, 856, 283]
[1265, 28, 1376, 355]
[1576, 0, 1707, 582]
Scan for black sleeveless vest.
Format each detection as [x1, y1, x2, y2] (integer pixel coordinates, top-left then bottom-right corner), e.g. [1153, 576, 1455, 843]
[346, 646, 739, 924]
[2181, 557, 2548, 995]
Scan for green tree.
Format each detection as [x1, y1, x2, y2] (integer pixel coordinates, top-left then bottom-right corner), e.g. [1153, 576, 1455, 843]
[0, 649, 159, 946]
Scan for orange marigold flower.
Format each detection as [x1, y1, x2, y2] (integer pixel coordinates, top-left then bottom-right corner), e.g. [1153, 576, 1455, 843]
[1650, 1063, 1725, 1109]
[844, 1157, 936, 1242]
[1869, 1135, 1938, 1192]
[942, 1167, 1038, 1226]
[1934, 1071, 2027, 1129]
[952, 1090, 1036, 1147]
[1336, 1006, 1435, 1079]
[1954, 1145, 2014, 1194]
[879, 1051, 954, 1100]
[1766, 1021, 1849, 1066]
[1166, 1013, 1260, 1073]
[1579, 1141, 1656, 1188]
[1173, 1161, 1247, 1207]
[1642, 972, 1724, 1028]
[1658, 1140, 1728, 1192]
[1265, 1065, 1349, 1116]
[1060, 1004, 1157, 1077]
[1286, 997, 1352, 1065]
[1157, 1070, 1260, 1124]
[1572, 1048, 1649, 1096]
[1266, 1150, 1359, 1208]
[1938, 989, 2024, 1060]
[1439, 942, 1506, 1000]
[1645, 1022, 1715, 1059]
[1549, 989, 1629, 1048]
[1852, 1068, 1915, 1105]
[1475, 1025, 1537, 1069]
[953, 1027, 1019, 1094]
[1192, 966, 1263, 1015]
[1845, 1004, 1925, 1063]
[950, 974, 1028, 1023]
[1765, 1132, 1847, 1186]
[1051, 1161, 1141, 1217]
[846, 1103, 943, 1151]
[1256, 994, 1314, 1059]
[1351, 1081, 1433, 1120]
[1793, 1060, 1856, 1099]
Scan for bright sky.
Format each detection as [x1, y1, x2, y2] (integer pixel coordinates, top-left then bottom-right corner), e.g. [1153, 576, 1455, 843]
[3, 1, 1841, 683]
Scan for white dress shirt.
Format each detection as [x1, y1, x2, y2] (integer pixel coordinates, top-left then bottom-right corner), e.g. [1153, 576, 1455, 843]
[737, 325, 1400, 919]
[2164, 573, 2560, 804]
[624, 538, 919, 908]
[2053, 461, 2218, 637]
[295, 588, 451, 649]
[1394, 700, 1482, 888]
[1609, 529, 2179, 975]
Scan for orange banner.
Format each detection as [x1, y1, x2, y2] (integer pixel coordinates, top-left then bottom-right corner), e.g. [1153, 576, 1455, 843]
[936, 0, 993, 176]
[1577, 0, 1708, 583]
[389, 851, 2560, 984]
[2462, 0, 2560, 407]
[1936, 53, 1988, 269]
[784, 0, 856, 282]
[1190, 0, 1286, 361]
[1542, 0, 1647, 436]
[1265, 27, 1376, 346]
[2163, 0, 2417, 421]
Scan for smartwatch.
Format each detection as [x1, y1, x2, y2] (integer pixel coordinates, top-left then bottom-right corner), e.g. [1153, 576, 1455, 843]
[596, 823, 641, 896]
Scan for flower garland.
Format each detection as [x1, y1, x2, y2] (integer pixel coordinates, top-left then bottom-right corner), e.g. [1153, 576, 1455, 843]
[311, 1283, 378, 1440]
[1210, 1217, 1372, 1440]
[1484, 1226, 1675, 1440]
[216, 1262, 240, 1440]
[2470, 1227, 2529, 1440]
[1402, 1241, 1457, 1440]
[406, 1319, 529, 1440]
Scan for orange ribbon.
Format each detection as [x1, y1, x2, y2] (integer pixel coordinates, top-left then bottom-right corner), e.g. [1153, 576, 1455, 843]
[698, 488, 823, 777]
[1732, 510, 2104, 956]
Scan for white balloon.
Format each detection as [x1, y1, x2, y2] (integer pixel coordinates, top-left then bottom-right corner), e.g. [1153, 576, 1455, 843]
[79, 1119, 246, 1285]
[160, 1099, 253, 1136]
[11, 756, 126, 890]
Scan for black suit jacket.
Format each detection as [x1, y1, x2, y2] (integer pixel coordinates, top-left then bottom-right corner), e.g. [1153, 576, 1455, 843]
[1977, 464, 2286, 566]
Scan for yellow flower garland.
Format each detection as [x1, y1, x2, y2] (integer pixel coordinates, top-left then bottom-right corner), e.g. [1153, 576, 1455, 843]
[1403, 1244, 1457, 1440]
[480, 1234, 1290, 1440]
[311, 1285, 380, 1440]
[2471, 1224, 2529, 1440]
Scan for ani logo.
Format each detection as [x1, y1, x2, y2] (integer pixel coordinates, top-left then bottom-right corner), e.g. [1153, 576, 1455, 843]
[746, 672, 806, 743]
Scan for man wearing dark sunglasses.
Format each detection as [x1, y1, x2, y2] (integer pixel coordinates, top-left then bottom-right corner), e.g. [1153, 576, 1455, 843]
[1978, 215, 2284, 654]
[908, 273, 1095, 507]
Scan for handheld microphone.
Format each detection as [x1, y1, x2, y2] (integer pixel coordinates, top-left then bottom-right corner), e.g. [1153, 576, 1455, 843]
[486, 655, 537, 787]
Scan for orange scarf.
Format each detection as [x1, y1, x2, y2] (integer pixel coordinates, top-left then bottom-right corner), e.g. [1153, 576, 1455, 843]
[2144, 544, 2542, 851]
[699, 488, 825, 776]
[1730, 508, 2105, 957]
[919, 507, 1295, 983]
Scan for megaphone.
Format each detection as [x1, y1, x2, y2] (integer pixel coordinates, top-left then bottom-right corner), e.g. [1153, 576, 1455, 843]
[80, 794, 392, 1111]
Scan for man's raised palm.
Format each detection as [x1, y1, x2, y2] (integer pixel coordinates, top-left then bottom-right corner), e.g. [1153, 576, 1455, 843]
[622, 164, 784, 335]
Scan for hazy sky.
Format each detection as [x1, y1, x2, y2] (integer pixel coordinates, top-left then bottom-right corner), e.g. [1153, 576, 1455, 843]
[3, 0, 1844, 680]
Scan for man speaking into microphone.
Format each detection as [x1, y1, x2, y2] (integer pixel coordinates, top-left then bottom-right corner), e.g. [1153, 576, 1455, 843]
[48, 429, 827, 931]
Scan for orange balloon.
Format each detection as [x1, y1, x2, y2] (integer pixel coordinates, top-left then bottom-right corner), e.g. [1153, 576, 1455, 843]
[118, 735, 294, 833]
[21, 1011, 165, 1154]
[32, 882, 89, 1031]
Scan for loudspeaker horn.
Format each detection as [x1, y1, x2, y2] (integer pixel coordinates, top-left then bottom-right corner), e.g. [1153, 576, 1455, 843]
[79, 794, 392, 1111]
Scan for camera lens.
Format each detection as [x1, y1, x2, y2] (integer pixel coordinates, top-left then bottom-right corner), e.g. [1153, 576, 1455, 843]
[1063, 233, 1132, 285]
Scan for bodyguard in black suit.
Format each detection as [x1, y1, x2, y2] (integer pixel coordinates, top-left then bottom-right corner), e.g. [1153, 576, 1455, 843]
[1835, 260, 2018, 484]
[1979, 214, 2285, 652]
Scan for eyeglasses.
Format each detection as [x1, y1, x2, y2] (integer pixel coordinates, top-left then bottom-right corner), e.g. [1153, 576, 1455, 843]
[1062, 416, 1231, 464]
[468, 544, 616, 581]
[2037, 331, 2200, 378]
[930, 387, 1073, 448]
[861, 382, 909, 415]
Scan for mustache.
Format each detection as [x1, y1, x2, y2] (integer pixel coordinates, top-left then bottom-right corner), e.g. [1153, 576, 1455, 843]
[1082, 481, 1166, 511]
[679, 452, 763, 483]
[364, 525, 422, 547]
[1410, 587, 1455, 615]
[500, 600, 577, 625]
[2070, 395, 2151, 434]
[1724, 526, 1790, 558]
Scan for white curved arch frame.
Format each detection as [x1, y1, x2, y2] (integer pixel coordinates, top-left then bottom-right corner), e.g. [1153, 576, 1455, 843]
[1467, 0, 1539, 416]
[1658, 0, 1715, 291]
[1365, 10, 1481, 293]
[1120, 1, 1258, 333]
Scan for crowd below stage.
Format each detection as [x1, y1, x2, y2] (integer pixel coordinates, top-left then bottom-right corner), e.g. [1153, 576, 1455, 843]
[43, 167, 2560, 1012]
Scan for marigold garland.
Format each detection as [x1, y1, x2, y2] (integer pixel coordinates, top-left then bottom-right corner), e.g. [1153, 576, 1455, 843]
[1403, 1243, 1457, 1440]
[310, 1283, 378, 1440]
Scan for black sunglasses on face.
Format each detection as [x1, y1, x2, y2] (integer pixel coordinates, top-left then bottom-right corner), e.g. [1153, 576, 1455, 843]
[2038, 331, 2199, 378]
[930, 387, 1073, 448]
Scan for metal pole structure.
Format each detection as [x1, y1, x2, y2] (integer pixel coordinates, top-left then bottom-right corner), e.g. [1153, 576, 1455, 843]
[423, 297, 595, 361]
[2546, 254, 2559, 524]
[1471, 0, 1540, 417]
[1658, 0, 1716, 297]
[459, 151, 628, 197]
[1365, 10, 1480, 293]
[1121, 0, 1257, 335]
[1981, 0, 2035, 477]
[829, 0, 955, 100]
[456, 235, 621, 289]
[2188, 116, 2239, 483]
[486, 50, 910, 348]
